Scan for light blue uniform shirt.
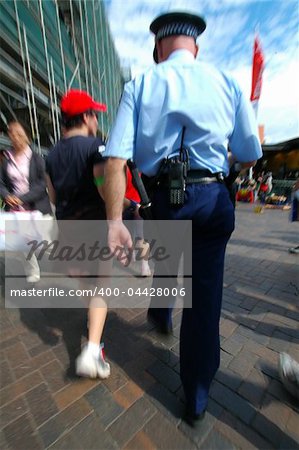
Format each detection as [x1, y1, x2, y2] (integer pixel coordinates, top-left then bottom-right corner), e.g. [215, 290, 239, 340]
[104, 49, 262, 176]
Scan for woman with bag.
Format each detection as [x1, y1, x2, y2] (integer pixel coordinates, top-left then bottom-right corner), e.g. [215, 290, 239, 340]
[0, 120, 52, 282]
[288, 179, 299, 254]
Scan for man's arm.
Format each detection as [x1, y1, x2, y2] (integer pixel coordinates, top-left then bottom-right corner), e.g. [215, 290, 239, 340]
[229, 89, 263, 164]
[96, 164, 137, 212]
[104, 157, 127, 220]
[104, 158, 133, 261]
[103, 81, 137, 260]
[228, 151, 256, 170]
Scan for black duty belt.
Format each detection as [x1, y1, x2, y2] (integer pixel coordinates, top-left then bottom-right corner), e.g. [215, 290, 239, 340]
[157, 170, 223, 186]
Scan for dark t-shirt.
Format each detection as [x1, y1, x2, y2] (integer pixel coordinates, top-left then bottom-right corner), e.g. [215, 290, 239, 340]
[46, 135, 105, 219]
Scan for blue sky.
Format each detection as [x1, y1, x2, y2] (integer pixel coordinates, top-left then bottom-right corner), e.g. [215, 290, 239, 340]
[103, 0, 299, 144]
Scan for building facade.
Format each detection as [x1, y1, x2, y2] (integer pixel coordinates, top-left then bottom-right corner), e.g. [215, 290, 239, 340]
[0, 0, 124, 153]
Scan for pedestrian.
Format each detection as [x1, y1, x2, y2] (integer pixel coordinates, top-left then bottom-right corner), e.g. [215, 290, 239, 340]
[288, 178, 299, 254]
[258, 171, 272, 203]
[45, 89, 110, 379]
[0, 120, 52, 283]
[103, 11, 262, 426]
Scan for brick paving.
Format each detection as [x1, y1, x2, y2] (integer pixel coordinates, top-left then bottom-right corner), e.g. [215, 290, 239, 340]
[0, 203, 298, 449]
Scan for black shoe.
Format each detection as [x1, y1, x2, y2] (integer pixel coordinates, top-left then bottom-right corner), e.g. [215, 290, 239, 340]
[182, 409, 206, 427]
[147, 310, 173, 335]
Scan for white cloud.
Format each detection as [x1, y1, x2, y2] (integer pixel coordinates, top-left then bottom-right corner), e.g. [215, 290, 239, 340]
[228, 54, 299, 143]
[259, 58, 299, 143]
[262, 105, 299, 144]
[199, 10, 251, 66]
[263, 58, 299, 108]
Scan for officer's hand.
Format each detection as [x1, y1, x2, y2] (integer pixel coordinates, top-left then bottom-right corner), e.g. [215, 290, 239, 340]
[107, 221, 133, 266]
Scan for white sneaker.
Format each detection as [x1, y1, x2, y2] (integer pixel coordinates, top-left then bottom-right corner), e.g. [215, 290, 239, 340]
[288, 246, 299, 254]
[278, 352, 299, 400]
[26, 274, 40, 283]
[76, 344, 110, 379]
[141, 260, 151, 277]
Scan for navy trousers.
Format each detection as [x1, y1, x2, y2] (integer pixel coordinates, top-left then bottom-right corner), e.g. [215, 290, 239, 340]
[148, 181, 235, 414]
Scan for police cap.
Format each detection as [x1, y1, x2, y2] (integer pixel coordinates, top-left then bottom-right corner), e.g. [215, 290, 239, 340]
[150, 11, 206, 41]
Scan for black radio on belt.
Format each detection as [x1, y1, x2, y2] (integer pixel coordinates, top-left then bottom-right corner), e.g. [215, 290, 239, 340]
[166, 127, 190, 207]
[168, 157, 187, 206]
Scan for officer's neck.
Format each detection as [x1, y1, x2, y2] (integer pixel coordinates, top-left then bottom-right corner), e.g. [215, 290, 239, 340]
[160, 36, 197, 61]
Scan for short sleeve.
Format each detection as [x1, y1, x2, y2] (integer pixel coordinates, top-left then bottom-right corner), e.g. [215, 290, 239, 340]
[90, 137, 106, 165]
[104, 81, 137, 160]
[229, 90, 263, 162]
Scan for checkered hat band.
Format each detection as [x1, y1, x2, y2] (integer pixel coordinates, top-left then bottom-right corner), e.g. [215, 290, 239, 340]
[156, 23, 198, 40]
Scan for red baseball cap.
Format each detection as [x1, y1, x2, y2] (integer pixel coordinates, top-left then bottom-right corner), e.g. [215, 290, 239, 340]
[60, 89, 107, 116]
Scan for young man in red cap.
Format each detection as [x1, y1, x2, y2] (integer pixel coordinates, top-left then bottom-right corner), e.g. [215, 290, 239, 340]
[46, 89, 110, 379]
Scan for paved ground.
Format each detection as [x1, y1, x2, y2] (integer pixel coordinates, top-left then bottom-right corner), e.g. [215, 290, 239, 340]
[0, 203, 298, 450]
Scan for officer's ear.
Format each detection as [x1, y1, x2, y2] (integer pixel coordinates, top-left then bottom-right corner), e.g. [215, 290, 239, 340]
[157, 40, 164, 62]
[194, 44, 199, 58]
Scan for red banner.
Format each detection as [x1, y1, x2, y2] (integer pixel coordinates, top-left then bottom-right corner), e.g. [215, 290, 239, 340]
[250, 35, 265, 102]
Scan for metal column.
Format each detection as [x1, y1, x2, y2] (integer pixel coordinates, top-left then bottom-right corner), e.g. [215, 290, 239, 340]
[69, 0, 82, 89]
[92, 0, 104, 133]
[84, 0, 94, 97]
[13, 0, 34, 140]
[23, 26, 41, 153]
[104, 10, 113, 126]
[38, 0, 57, 142]
[50, 58, 60, 140]
[98, 1, 109, 136]
[78, 0, 89, 92]
[55, 0, 67, 92]
[68, 62, 80, 90]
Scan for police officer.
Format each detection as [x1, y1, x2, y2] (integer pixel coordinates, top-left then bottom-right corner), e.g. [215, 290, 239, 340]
[104, 11, 262, 426]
